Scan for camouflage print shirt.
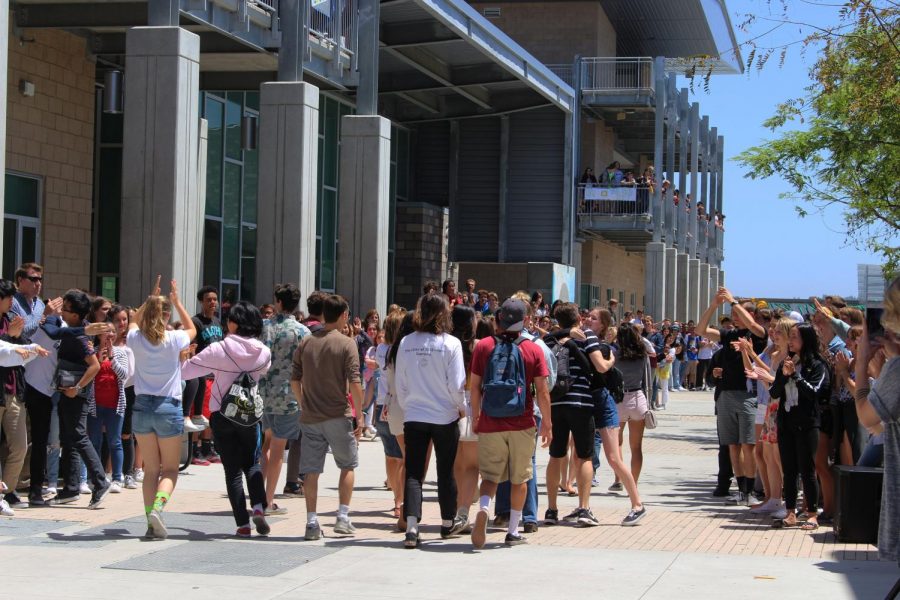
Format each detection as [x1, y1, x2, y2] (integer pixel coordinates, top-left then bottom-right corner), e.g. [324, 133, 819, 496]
[259, 314, 311, 415]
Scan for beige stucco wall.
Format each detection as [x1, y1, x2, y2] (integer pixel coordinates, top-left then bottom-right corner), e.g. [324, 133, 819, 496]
[580, 238, 646, 312]
[5, 27, 95, 296]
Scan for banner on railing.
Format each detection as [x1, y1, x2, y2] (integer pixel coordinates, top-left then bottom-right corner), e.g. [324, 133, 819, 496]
[584, 186, 637, 201]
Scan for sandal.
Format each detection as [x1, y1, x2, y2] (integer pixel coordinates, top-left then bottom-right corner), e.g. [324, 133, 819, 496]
[800, 520, 819, 531]
[393, 506, 402, 518]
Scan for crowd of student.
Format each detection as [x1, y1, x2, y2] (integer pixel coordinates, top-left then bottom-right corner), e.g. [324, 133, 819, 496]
[0, 264, 896, 563]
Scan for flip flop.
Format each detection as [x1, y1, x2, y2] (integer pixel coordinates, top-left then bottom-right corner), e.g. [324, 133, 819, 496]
[800, 521, 819, 531]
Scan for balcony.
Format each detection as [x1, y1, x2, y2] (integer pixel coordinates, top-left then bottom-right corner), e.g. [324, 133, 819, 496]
[581, 57, 655, 108]
[577, 184, 654, 252]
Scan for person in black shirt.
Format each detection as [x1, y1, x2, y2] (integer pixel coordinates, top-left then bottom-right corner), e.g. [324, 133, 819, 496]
[49, 290, 110, 508]
[696, 288, 767, 505]
[185, 286, 224, 461]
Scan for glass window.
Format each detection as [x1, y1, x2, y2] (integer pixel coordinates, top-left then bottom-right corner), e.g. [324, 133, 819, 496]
[3, 219, 17, 281]
[202, 219, 221, 290]
[205, 97, 224, 217]
[222, 163, 242, 281]
[320, 188, 337, 290]
[240, 225, 257, 301]
[4, 174, 39, 218]
[245, 91, 260, 112]
[225, 92, 243, 161]
[397, 128, 409, 199]
[323, 99, 338, 188]
[221, 283, 240, 318]
[96, 148, 122, 274]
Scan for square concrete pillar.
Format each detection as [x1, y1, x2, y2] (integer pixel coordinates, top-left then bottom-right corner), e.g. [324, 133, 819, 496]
[337, 115, 391, 319]
[664, 246, 677, 321]
[687, 258, 700, 323]
[255, 82, 320, 311]
[717, 268, 726, 320]
[120, 27, 203, 307]
[644, 242, 666, 320]
[699, 261, 711, 317]
[0, 0, 8, 263]
[675, 252, 688, 322]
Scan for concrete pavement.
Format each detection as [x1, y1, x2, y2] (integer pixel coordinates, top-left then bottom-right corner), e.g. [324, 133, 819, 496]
[1, 391, 896, 599]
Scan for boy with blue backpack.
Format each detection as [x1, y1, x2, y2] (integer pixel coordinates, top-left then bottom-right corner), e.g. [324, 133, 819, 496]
[468, 299, 552, 548]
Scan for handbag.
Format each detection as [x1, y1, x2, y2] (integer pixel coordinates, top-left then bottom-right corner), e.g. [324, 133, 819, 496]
[54, 358, 91, 397]
[643, 408, 657, 429]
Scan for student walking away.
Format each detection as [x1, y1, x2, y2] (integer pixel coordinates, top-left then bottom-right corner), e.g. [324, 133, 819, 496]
[769, 323, 830, 530]
[47, 290, 109, 509]
[468, 298, 552, 548]
[395, 294, 467, 548]
[126, 277, 197, 539]
[291, 294, 364, 540]
[852, 276, 900, 565]
[258, 284, 310, 515]
[182, 301, 272, 537]
[696, 288, 768, 506]
[542, 303, 615, 528]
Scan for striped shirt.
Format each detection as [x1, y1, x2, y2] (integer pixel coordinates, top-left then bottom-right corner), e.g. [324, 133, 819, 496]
[546, 329, 601, 409]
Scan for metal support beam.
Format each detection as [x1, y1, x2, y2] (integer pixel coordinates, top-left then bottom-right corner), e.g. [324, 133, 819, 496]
[688, 101, 700, 258]
[498, 115, 510, 261]
[664, 76, 677, 245]
[384, 46, 491, 109]
[716, 134, 725, 267]
[677, 87, 688, 252]
[0, 0, 7, 269]
[699, 115, 709, 263]
[357, 0, 381, 114]
[651, 56, 665, 243]
[395, 92, 441, 114]
[149, 0, 180, 26]
[15, 2, 146, 28]
[708, 127, 718, 266]
[563, 109, 575, 266]
[277, 0, 307, 82]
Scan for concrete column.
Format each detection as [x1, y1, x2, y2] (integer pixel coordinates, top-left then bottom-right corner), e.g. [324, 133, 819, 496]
[0, 0, 8, 265]
[699, 262, 711, 316]
[677, 88, 689, 251]
[255, 82, 320, 310]
[120, 27, 202, 307]
[651, 57, 665, 243]
[644, 241, 666, 320]
[717, 268, 726, 320]
[675, 252, 688, 322]
[687, 258, 700, 323]
[664, 246, 677, 320]
[336, 115, 391, 319]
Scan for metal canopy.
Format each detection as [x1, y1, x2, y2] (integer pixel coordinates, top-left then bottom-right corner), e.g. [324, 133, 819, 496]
[378, 0, 575, 122]
[598, 0, 743, 74]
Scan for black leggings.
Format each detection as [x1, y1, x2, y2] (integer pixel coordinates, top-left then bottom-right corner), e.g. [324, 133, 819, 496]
[210, 411, 266, 526]
[778, 424, 819, 511]
[24, 384, 53, 498]
[403, 420, 459, 522]
[182, 377, 207, 417]
[697, 359, 711, 387]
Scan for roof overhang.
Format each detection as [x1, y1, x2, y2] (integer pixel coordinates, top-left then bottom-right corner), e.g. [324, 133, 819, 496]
[379, 0, 575, 122]
[599, 0, 743, 74]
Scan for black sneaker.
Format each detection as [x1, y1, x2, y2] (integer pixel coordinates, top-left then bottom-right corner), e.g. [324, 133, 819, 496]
[440, 515, 466, 539]
[504, 532, 527, 546]
[576, 508, 600, 527]
[712, 484, 732, 497]
[563, 507, 584, 522]
[88, 482, 111, 510]
[4, 492, 27, 509]
[621, 506, 647, 526]
[404, 531, 420, 549]
[523, 522, 538, 534]
[282, 482, 304, 498]
[543, 508, 559, 526]
[492, 514, 509, 528]
[48, 493, 79, 506]
[28, 495, 47, 507]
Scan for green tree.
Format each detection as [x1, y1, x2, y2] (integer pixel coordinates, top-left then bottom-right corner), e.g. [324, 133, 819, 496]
[734, 1, 899, 275]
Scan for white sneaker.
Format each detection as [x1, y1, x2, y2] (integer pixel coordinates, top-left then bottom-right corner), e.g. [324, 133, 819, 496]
[749, 498, 777, 514]
[124, 476, 137, 489]
[678, 387, 688, 392]
[191, 415, 210, 428]
[770, 504, 788, 520]
[183, 417, 203, 433]
[0, 498, 14, 517]
[45, 486, 57, 497]
[79, 482, 91, 495]
[109, 481, 123, 494]
[134, 469, 144, 483]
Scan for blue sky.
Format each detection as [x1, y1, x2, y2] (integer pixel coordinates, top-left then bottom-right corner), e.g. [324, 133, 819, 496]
[682, 0, 885, 299]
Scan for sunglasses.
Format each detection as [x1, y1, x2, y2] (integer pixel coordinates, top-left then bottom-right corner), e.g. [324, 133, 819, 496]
[27, 276, 43, 283]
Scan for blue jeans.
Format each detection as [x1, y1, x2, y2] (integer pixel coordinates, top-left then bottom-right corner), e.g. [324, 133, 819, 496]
[88, 406, 124, 481]
[495, 415, 541, 523]
[857, 438, 884, 467]
[670, 359, 682, 390]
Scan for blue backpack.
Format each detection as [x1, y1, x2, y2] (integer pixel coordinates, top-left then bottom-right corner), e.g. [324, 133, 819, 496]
[481, 336, 528, 418]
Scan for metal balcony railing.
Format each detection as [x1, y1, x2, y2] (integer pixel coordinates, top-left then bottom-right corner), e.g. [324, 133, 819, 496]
[580, 57, 654, 94]
[251, 0, 277, 11]
[308, 0, 357, 57]
[577, 184, 651, 218]
[546, 64, 574, 88]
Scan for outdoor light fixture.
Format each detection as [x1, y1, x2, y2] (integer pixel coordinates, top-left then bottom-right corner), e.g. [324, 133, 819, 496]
[241, 115, 258, 150]
[103, 70, 123, 114]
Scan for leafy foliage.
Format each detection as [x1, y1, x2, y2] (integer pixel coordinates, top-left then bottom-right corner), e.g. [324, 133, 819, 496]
[734, 1, 900, 276]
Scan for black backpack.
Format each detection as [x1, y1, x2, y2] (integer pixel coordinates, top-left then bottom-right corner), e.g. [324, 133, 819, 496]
[593, 343, 625, 403]
[549, 342, 576, 401]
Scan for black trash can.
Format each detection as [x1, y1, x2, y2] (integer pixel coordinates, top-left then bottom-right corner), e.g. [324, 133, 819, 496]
[833, 465, 883, 544]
